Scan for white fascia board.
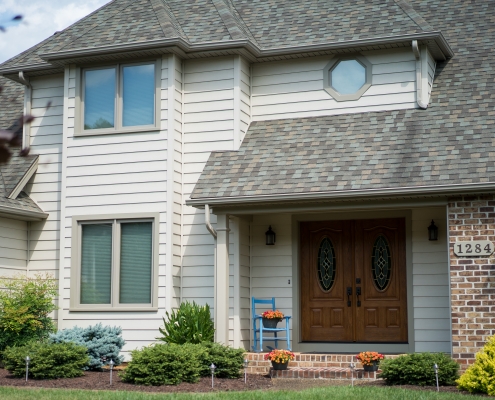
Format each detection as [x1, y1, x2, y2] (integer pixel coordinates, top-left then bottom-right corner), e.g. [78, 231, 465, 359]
[8, 156, 39, 200]
[0, 205, 48, 221]
[39, 32, 453, 62]
[186, 182, 495, 208]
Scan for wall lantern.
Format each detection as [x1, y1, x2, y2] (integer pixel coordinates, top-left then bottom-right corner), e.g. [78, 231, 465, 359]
[265, 226, 276, 245]
[428, 220, 438, 241]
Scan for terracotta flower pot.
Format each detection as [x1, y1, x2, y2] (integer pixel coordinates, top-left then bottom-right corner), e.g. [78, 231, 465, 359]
[262, 318, 281, 328]
[271, 361, 289, 370]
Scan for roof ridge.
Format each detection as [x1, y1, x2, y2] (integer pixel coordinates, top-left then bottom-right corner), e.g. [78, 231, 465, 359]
[211, 0, 246, 41]
[393, 0, 434, 32]
[151, 0, 188, 41]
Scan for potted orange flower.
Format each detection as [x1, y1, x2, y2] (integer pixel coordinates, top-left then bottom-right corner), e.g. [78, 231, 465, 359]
[264, 349, 295, 370]
[356, 351, 384, 371]
[261, 310, 284, 328]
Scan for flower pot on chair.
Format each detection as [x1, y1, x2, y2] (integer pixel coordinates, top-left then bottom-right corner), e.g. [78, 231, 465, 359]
[262, 318, 281, 328]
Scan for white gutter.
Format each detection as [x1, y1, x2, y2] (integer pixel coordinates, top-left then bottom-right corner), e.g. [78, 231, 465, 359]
[0, 204, 48, 220]
[17, 71, 33, 149]
[412, 40, 428, 109]
[187, 182, 495, 208]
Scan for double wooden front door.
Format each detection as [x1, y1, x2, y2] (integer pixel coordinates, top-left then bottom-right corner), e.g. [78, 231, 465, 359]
[300, 218, 407, 343]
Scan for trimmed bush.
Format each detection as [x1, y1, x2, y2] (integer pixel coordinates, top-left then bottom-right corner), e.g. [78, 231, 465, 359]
[3, 341, 89, 379]
[199, 342, 245, 378]
[380, 353, 459, 386]
[49, 324, 125, 370]
[457, 334, 495, 395]
[121, 342, 246, 386]
[0, 274, 58, 354]
[120, 343, 206, 385]
[158, 301, 214, 344]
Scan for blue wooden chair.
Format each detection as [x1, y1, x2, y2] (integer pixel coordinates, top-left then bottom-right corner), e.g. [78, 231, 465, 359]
[252, 297, 291, 352]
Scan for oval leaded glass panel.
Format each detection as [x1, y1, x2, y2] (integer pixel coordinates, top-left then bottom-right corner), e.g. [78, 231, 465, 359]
[317, 237, 336, 292]
[372, 235, 391, 291]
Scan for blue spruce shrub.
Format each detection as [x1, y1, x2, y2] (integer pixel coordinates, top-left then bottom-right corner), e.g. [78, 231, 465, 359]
[50, 323, 125, 370]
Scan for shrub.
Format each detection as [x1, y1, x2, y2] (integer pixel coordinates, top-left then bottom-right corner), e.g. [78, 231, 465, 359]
[457, 334, 495, 395]
[49, 324, 125, 370]
[158, 301, 214, 344]
[120, 343, 206, 385]
[0, 274, 58, 355]
[199, 342, 245, 378]
[3, 341, 89, 379]
[380, 353, 459, 386]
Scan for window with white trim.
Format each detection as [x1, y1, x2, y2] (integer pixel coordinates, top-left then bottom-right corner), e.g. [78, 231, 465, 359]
[78, 60, 160, 134]
[71, 214, 158, 311]
[323, 55, 372, 101]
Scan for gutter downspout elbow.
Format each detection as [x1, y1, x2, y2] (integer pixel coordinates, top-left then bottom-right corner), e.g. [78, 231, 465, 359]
[18, 71, 32, 88]
[205, 204, 217, 238]
[412, 40, 428, 110]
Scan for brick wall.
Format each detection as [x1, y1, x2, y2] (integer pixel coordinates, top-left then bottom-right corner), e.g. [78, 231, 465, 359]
[449, 194, 495, 369]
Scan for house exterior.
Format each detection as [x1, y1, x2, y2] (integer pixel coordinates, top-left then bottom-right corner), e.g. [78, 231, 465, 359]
[0, 0, 493, 369]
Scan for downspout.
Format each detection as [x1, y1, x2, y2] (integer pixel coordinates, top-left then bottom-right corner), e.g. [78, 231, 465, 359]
[205, 204, 218, 339]
[412, 40, 428, 109]
[18, 71, 32, 148]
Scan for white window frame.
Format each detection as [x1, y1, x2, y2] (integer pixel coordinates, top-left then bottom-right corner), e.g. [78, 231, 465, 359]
[70, 213, 160, 311]
[323, 55, 372, 102]
[75, 59, 161, 136]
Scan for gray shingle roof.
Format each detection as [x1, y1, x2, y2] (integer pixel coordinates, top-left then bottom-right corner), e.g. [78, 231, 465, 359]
[0, 0, 433, 72]
[0, 77, 45, 216]
[190, 0, 495, 202]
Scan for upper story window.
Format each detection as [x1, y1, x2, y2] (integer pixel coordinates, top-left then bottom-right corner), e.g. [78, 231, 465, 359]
[323, 55, 372, 102]
[78, 60, 160, 135]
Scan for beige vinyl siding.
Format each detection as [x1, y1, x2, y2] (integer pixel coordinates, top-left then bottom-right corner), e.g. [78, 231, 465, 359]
[181, 57, 236, 316]
[0, 217, 27, 277]
[250, 214, 292, 350]
[239, 58, 251, 143]
[239, 218, 251, 349]
[24, 74, 64, 278]
[251, 48, 417, 121]
[58, 59, 170, 358]
[412, 207, 450, 353]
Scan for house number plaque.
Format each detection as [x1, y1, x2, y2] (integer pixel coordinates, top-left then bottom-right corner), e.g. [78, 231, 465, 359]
[454, 241, 494, 257]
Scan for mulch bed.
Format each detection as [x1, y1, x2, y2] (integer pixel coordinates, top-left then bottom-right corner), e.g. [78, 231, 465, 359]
[0, 368, 486, 396]
[0, 368, 273, 393]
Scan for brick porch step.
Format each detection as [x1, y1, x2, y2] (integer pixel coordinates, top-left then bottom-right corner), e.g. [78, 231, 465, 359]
[270, 366, 380, 380]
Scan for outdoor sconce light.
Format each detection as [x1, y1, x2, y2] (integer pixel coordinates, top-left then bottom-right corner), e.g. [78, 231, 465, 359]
[265, 226, 276, 245]
[428, 220, 438, 241]
[210, 363, 216, 388]
[25, 356, 30, 381]
[243, 358, 249, 383]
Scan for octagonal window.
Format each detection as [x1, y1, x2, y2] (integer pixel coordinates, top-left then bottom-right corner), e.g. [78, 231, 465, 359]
[323, 55, 372, 101]
[331, 60, 366, 95]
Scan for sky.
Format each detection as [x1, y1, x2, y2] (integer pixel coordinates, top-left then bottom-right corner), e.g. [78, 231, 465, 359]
[0, 0, 110, 64]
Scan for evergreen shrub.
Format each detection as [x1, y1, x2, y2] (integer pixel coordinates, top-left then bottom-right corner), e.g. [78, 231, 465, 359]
[0, 274, 58, 355]
[380, 352, 459, 386]
[457, 334, 495, 395]
[120, 343, 205, 385]
[3, 341, 89, 379]
[121, 342, 246, 385]
[50, 323, 125, 370]
[158, 301, 214, 344]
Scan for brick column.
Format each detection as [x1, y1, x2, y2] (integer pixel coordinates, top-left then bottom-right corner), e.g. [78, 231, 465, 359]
[448, 194, 495, 370]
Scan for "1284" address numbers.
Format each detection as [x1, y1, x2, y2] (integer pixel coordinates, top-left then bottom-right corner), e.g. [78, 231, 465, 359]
[454, 241, 494, 257]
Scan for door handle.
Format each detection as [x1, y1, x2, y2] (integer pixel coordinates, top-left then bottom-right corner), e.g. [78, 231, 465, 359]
[356, 287, 361, 307]
[346, 287, 352, 307]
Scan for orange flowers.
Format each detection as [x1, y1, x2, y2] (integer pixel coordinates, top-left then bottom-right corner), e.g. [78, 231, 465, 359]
[261, 310, 284, 319]
[264, 349, 295, 363]
[356, 351, 384, 366]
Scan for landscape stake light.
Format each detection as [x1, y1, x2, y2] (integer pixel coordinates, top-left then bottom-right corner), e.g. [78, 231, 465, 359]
[243, 359, 249, 384]
[210, 363, 216, 388]
[434, 363, 439, 392]
[349, 362, 355, 387]
[25, 356, 30, 381]
[109, 359, 114, 385]
[428, 220, 438, 241]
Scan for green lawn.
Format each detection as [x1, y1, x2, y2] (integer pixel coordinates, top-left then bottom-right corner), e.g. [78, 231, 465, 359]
[0, 386, 486, 400]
